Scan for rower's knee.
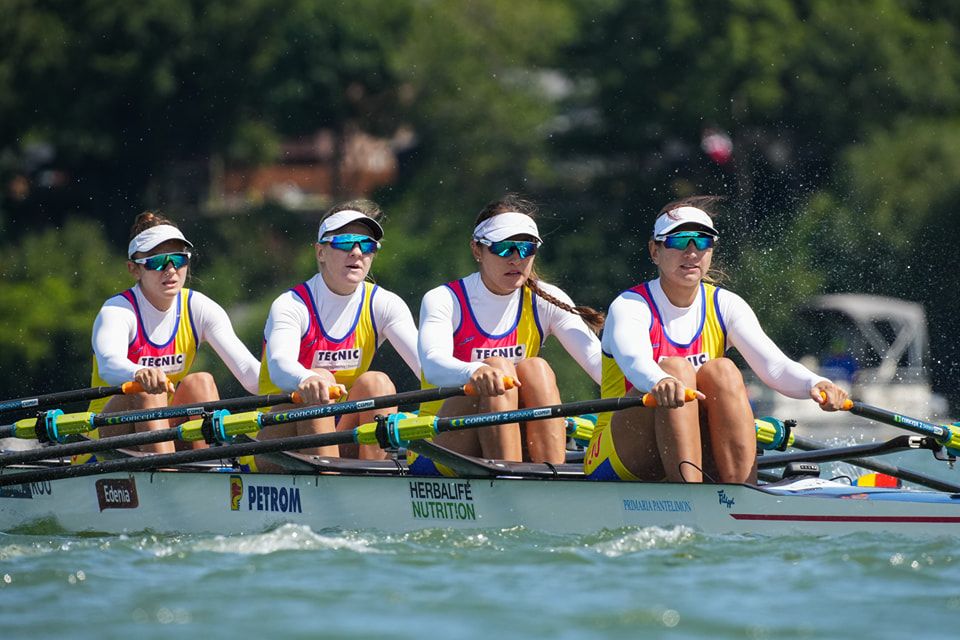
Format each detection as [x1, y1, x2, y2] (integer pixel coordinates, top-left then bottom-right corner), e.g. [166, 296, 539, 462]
[658, 357, 697, 384]
[516, 357, 556, 386]
[482, 357, 518, 377]
[351, 370, 395, 396]
[180, 371, 217, 395]
[697, 358, 746, 395]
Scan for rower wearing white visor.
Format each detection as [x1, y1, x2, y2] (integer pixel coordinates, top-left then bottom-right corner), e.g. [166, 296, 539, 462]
[255, 200, 420, 467]
[78, 211, 261, 462]
[585, 196, 849, 484]
[416, 194, 603, 471]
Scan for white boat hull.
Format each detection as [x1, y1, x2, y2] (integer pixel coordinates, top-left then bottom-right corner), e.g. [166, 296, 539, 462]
[3, 471, 960, 537]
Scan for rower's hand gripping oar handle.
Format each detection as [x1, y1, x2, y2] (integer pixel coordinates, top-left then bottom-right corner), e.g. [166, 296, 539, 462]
[121, 380, 176, 395]
[462, 376, 517, 397]
[641, 388, 698, 408]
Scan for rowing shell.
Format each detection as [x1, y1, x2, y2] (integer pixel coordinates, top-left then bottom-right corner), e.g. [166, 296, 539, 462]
[2, 466, 959, 537]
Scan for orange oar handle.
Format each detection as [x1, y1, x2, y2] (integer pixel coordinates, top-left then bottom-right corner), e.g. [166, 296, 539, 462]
[121, 381, 176, 395]
[464, 376, 517, 396]
[641, 388, 697, 408]
[289, 384, 344, 405]
[818, 390, 854, 410]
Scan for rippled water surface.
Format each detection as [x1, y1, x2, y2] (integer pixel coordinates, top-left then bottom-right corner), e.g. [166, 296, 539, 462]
[3, 520, 960, 639]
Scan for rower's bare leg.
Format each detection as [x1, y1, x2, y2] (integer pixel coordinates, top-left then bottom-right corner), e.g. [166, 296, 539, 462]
[516, 357, 565, 464]
[336, 371, 396, 460]
[256, 367, 337, 462]
[607, 388, 664, 481]
[434, 395, 483, 457]
[474, 357, 521, 461]
[653, 357, 703, 482]
[97, 390, 174, 454]
[171, 372, 220, 451]
[433, 357, 522, 461]
[697, 358, 757, 483]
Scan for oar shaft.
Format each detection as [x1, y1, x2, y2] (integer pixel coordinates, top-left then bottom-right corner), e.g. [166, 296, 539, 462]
[432, 392, 686, 434]
[843, 400, 960, 449]
[92, 392, 296, 427]
[0, 382, 142, 417]
[766, 434, 960, 493]
[0, 429, 357, 486]
[257, 385, 468, 427]
[0, 430, 180, 467]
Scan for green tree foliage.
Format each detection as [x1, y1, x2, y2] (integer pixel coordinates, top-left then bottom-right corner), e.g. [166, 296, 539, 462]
[0, 218, 127, 397]
[4, 0, 960, 409]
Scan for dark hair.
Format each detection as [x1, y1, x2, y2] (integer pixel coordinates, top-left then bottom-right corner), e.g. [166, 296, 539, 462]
[474, 194, 605, 334]
[656, 195, 723, 223]
[129, 210, 177, 240]
[321, 199, 384, 223]
[654, 195, 725, 284]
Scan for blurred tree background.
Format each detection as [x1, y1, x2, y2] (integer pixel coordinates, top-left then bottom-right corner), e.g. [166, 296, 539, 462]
[2, 0, 959, 413]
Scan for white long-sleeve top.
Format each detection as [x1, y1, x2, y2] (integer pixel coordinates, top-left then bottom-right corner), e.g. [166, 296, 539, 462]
[91, 285, 261, 394]
[263, 273, 420, 390]
[419, 272, 602, 387]
[603, 278, 827, 396]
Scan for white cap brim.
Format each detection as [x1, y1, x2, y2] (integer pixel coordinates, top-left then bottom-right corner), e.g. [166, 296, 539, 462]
[473, 211, 542, 243]
[653, 206, 719, 239]
[318, 210, 384, 241]
[127, 225, 193, 258]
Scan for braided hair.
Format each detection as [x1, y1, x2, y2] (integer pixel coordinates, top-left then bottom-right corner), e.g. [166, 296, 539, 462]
[474, 194, 605, 335]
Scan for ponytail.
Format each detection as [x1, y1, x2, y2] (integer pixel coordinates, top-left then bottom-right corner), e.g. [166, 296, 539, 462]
[524, 274, 605, 335]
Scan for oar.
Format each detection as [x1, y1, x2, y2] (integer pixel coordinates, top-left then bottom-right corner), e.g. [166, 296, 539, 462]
[758, 433, 960, 493]
[0, 389, 693, 486]
[0, 390, 305, 443]
[0, 390, 310, 466]
[0, 380, 510, 469]
[839, 399, 960, 457]
[0, 381, 156, 418]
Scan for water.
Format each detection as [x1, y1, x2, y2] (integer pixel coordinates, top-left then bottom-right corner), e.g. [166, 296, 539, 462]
[2, 520, 960, 639]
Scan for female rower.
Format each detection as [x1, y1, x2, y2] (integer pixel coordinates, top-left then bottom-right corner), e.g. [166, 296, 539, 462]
[257, 200, 420, 464]
[585, 196, 848, 483]
[83, 211, 261, 459]
[416, 194, 603, 467]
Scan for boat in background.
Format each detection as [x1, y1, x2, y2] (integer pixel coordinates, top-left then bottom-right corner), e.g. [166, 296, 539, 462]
[747, 294, 950, 441]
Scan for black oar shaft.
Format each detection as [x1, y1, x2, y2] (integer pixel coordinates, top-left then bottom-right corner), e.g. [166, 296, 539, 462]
[760, 434, 960, 493]
[757, 437, 917, 468]
[257, 386, 467, 427]
[0, 429, 357, 486]
[92, 393, 294, 427]
[0, 384, 130, 417]
[0, 385, 476, 478]
[434, 395, 647, 434]
[845, 401, 953, 443]
[0, 430, 180, 466]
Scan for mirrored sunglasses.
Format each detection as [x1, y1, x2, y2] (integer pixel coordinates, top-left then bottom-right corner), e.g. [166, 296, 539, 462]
[477, 238, 540, 259]
[132, 252, 192, 271]
[319, 234, 381, 254]
[661, 232, 715, 251]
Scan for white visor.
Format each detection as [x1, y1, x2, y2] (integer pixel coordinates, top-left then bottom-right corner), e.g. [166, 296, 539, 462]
[318, 210, 384, 241]
[472, 211, 542, 243]
[127, 225, 193, 258]
[653, 206, 719, 239]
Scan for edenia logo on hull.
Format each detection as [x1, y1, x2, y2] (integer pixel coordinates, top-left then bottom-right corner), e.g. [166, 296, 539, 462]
[229, 475, 302, 513]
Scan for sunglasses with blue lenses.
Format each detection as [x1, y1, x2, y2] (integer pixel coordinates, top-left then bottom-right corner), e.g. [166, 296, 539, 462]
[319, 234, 381, 254]
[477, 238, 541, 259]
[132, 252, 192, 271]
[660, 232, 716, 251]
